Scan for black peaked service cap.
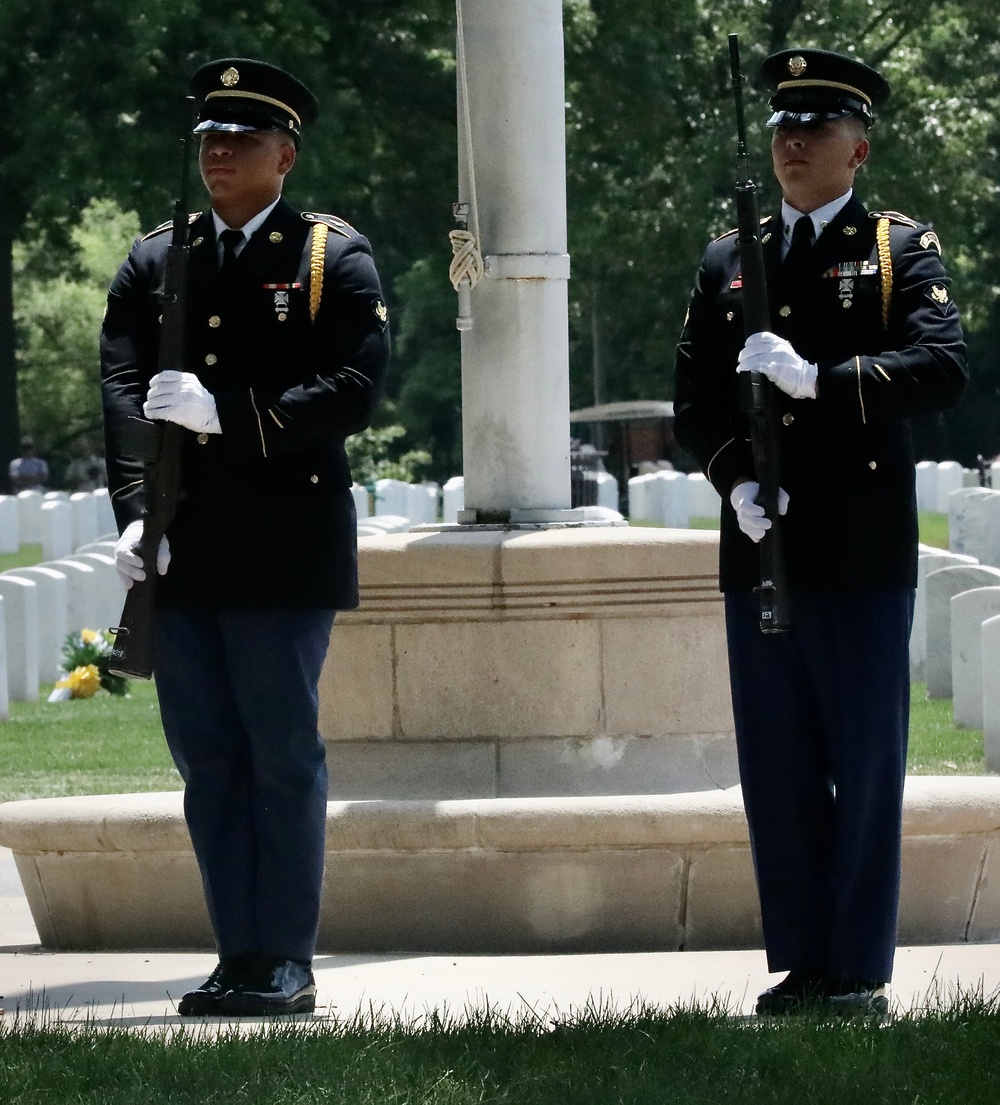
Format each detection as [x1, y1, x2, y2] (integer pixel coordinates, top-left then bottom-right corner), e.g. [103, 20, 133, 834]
[189, 58, 319, 146]
[759, 48, 890, 129]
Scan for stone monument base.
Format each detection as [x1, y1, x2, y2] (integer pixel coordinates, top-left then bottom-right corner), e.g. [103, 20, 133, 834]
[2, 778, 999, 951]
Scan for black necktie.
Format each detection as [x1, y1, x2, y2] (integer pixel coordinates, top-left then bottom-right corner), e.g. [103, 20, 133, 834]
[218, 228, 244, 282]
[783, 215, 815, 270]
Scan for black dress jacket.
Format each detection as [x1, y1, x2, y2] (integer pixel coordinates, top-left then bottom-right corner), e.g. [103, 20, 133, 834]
[101, 197, 390, 609]
[673, 194, 966, 592]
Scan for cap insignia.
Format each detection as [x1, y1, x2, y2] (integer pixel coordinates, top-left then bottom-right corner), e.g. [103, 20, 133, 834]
[843, 225, 857, 236]
[930, 285, 949, 304]
[375, 300, 388, 323]
[221, 66, 240, 88]
[269, 231, 284, 244]
[787, 55, 808, 77]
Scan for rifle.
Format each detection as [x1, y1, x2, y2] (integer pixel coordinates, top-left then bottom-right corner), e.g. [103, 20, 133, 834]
[728, 33, 791, 634]
[109, 100, 196, 678]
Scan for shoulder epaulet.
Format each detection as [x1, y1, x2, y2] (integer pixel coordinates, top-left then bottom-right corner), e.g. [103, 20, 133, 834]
[869, 210, 919, 228]
[140, 212, 203, 242]
[711, 214, 772, 244]
[302, 211, 356, 240]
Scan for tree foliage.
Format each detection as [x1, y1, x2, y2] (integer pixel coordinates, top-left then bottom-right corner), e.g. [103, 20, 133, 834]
[7, 0, 1000, 489]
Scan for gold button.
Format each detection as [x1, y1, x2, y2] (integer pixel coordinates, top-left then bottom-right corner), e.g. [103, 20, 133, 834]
[197, 433, 209, 445]
[869, 461, 877, 470]
[782, 413, 794, 426]
[205, 353, 217, 366]
[726, 311, 735, 322]
[192, 236, 205, 247]
[843, 300, 853, 309]
[209, 315, 221, 328]
[278, 312, 287, 322]
[310, 474, 319, 484]
[779, 305, 791, 317]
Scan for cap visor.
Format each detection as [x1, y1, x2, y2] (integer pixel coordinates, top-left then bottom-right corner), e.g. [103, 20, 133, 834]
[193, 118, 267, 135]
[766, 108, 856, 127]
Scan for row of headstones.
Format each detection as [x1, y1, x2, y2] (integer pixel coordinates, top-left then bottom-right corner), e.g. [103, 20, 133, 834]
[0, 537, 123, 719]
[0, 489, 118, 559]
[912, 492, 1000, 772]
[358, 474, 620, 534]
[627, 459, 996, 530]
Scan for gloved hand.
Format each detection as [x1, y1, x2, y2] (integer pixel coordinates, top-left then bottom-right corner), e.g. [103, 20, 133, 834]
[144, 370, 221, 434]
[737, 331, 818, 400]
[114, 519, 171, 589]
[730, 480, 790, 543]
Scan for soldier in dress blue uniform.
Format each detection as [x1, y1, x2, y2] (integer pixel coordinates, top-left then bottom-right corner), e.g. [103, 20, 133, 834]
[101, 58, 390, 1016]
[673, 48, 966, 1015]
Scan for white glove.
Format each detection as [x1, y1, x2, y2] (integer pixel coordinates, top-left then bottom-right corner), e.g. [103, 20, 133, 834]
[730, 480, 790, 543]
[737, 331, 818, 400]
[144, 370, 221, 434]
[114, 519, 171, 589]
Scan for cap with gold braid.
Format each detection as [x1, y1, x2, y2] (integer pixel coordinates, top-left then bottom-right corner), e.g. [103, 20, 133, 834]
[189, 58, 319, 147]
[758, 48, 890, 129]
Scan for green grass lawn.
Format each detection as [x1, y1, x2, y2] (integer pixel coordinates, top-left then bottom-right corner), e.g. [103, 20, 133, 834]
[0, 543, 43, 573]
[0, 679, 179, 803]
[0, 677, 986, 805]
[3, 1001, 1000, 1104]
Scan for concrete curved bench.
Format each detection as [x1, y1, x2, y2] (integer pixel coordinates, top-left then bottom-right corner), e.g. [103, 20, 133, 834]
[2, 776, 999, 952]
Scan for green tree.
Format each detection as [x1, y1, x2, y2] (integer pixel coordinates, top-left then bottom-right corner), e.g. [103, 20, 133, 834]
[14, 200, 139, 479]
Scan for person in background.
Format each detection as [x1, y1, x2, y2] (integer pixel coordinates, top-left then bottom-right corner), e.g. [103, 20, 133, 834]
[9, 437, 49, 492]
[673, 47, 966, 1016]
[101, 57, 390, 1017]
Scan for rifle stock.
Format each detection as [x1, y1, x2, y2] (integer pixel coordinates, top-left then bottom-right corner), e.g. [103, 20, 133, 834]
[728, 34, 791, 634]
[109, 107, 195, 678]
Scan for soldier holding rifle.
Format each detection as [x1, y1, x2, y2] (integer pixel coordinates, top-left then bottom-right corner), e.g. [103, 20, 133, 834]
[101, 59, 389, 1016]
[673, 47, 966, 1015]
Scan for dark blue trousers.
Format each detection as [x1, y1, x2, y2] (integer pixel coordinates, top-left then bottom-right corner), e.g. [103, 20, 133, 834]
[154, 607, 334, 964]
[724, 588, 914, 983]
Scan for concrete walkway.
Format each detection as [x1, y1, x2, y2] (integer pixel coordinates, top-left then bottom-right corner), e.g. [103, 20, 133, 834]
[3, 847, 1000, 1030]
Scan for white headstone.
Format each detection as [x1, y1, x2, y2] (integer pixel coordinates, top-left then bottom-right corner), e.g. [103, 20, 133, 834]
[983, 614, 1000, 773]
[926, 565, 1000, 698]
[936, 461, 964, 514]
[92, 486, 117, 536]
[0, 575, 39, 701]
[7, 565, 69, 680]
[949, 487, 992, 555]
[351, 484, 370, 521]
[69, 492, 100, 550]
[0, 597, 8, 720]
[72, 552, 121, 634]
[915, 460, 938, 513]
[442, 476, 465, 523]
[16, 490, 43, 545]
[627, 473, 655, 523]
[0, 495, 18, 554]
[41, 499, 73, 561]
[912, 549, 978, 682]
[972, 495, 1000, 569]
[374, 478, 409, 517]
[659, 471, 690, 528]
[406, 483, 438, 526]
[595, 470, 618, 511]
[951, 587, 1000, 729]
[686, 472, 720, 520]
[359, 514, 410, 534]
[47, 558, 100, 634]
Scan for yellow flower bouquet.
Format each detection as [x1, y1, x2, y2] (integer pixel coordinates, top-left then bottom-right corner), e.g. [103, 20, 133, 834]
[47, 629, 130, 701]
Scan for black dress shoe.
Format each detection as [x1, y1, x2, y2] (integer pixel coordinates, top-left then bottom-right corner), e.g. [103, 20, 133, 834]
[220, 955, 316, 1016]
[755, 971, 827, 1016]
[178, 954, 254, 1016]
[824, 978, 889, 1017]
